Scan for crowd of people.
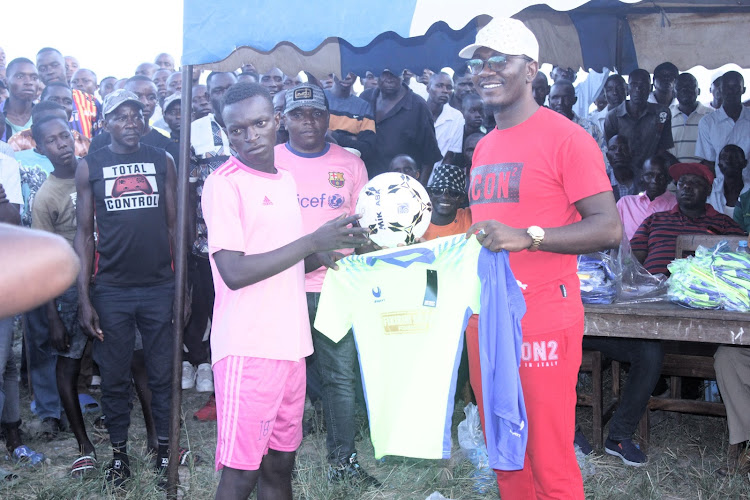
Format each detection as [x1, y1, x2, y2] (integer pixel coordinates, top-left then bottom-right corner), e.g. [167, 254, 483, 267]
[0, 15, 749, 498]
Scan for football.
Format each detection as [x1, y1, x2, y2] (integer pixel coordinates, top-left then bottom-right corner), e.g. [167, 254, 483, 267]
[356, 172, 432, 248]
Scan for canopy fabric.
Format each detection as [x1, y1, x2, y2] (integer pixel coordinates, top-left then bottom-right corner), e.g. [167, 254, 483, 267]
[182, 0, 606, 66]
[182, 0, 750, 75]
[628, 12, 749, 71]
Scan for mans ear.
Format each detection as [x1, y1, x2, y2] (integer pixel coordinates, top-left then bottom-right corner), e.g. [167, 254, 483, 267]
[526, 61, 539, 84]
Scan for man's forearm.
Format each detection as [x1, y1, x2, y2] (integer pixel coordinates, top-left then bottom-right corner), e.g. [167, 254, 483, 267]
[0, 202, 20, 225]
[74, 232, 95, 301]
[537, 213, 622, 254]
[214, 234, 315, 291]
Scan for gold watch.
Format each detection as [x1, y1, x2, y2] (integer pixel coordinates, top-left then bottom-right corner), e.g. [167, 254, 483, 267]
[526, 226, 545, 252]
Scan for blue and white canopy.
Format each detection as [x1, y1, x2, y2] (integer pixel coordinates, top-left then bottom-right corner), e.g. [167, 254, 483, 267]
[182, 0, 750, 75]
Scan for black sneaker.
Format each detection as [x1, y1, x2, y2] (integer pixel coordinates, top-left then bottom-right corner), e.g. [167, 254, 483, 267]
[605, 438, 647, 466]
[328, 453, 381, 487]
[104, 457, 131, 488]
[574, 430, 594, 456]
[154, 455, 169, 489]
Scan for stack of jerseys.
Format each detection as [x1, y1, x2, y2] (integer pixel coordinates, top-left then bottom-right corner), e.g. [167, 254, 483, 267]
[577, 253, 617, 304]
[667, 243, 750, 312]
[314, 235, 528, 470]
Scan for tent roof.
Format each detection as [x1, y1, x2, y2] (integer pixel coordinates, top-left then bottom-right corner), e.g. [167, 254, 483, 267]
[182, 0, 750, 74]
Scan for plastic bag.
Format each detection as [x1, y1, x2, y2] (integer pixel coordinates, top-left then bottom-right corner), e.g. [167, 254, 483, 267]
[457, 403, 488, 469]
[667, 242, 750, 312]
[577, 253, 617, 304]
[457, 403, 495, 494]
[615, 236, 670, 303]
[578, 237, 670, 305]
[425, 492, 454, 500]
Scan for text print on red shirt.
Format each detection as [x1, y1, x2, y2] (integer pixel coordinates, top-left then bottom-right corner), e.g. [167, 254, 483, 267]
[470, 163, 523, 204]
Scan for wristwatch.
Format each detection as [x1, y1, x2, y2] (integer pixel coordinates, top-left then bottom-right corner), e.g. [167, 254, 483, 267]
[526, 226, 545, 252]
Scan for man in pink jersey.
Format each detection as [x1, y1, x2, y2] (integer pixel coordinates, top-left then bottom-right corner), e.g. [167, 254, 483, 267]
[274, 83, 378, 485]
[201, 82, 370, 500]
[459, 18, 622, 499]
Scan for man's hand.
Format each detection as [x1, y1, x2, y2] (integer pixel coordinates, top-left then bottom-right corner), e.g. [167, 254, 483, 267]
[309, 215, 370, 253]
[48, 308, 69, 352]
[306, 251, 345, 272]
[78, 298, 103, 341]
[466, 220, 533, 253]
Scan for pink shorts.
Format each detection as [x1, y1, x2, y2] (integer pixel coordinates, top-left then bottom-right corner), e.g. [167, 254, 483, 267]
[213, 355, 306, 471]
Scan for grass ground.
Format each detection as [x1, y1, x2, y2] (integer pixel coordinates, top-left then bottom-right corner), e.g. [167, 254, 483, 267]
[1, 329, 749, 499]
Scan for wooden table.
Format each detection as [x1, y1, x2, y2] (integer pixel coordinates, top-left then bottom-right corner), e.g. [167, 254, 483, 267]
[583, 302, 750, 447]
[584, 302, 750, 346]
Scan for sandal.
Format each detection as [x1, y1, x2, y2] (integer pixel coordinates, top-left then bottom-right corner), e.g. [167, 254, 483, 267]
[71, 455, 97, 477]
[178, 447, 202, 466]
[78, 394, 101, 414]
[0, 466, 18, 482]
[11, 445, 46, 466]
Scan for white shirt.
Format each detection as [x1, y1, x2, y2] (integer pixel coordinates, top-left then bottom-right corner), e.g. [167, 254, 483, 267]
[572, 68, 610, 119]
[669, 102, 713, 163]
[428, 104, 465, 184]
[588, 107, 608, 135]
[190, 113, 231, 160]
[0, 142, 22, 205]
[409, 80, 429, 101]
[648, 93, 678, 107]
[695, 106, 750, 185]
[706, 177, 749, 217]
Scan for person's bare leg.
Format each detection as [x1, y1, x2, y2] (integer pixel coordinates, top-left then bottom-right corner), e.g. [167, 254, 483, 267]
[131, 349, 157, 453]
[215, 466, 260, 500]
[257, 449, 296, 500]
[57, 357, 95, 456]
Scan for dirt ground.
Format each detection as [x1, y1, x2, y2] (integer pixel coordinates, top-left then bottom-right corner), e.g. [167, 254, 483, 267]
[2, 325, 750, 499]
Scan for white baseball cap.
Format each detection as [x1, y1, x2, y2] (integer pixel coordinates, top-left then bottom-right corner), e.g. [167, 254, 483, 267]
[459, 18, 539, 62]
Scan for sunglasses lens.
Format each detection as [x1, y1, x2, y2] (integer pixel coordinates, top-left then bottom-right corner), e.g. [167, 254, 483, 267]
[467, 60, 483, 75]
[487, 55, 507, 72]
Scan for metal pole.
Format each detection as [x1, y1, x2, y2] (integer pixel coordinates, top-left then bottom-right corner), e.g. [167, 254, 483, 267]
[167, 64, 193, 498]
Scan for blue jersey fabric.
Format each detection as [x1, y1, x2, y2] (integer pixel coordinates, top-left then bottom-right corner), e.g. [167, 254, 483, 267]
[477, 248, 528, 471]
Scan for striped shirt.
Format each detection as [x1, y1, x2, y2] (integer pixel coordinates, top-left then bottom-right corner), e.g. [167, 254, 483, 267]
[630, 204, 746, 276]
[669, 102, 713, 163]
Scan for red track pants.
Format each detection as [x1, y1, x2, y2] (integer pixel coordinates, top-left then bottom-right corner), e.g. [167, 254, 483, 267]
[466, 315, 584, 500]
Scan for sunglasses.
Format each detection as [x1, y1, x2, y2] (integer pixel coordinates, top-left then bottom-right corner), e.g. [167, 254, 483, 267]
[430, 187, 463, 199]
[466, 54, 531, 75]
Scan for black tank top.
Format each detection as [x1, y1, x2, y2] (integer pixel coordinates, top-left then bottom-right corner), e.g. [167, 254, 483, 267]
[87, 144, 173, 287]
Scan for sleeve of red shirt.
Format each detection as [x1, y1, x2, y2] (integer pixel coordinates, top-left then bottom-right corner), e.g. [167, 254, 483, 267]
[629, 215, 653, 252]
[559, 129, 613, 204]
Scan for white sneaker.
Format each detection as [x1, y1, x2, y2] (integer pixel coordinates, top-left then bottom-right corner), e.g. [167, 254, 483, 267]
[182, 361, 196, 390]
[195, 363, 214, 393]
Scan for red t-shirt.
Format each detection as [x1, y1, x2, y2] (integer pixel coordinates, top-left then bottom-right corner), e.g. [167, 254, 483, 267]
[469, 107, 612, 333]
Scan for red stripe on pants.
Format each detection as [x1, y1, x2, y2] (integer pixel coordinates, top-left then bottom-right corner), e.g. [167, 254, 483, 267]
[466, 314, 584, 500]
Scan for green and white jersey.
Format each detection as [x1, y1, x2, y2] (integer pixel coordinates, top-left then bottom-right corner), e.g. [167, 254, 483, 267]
[314, 235, 483, 460]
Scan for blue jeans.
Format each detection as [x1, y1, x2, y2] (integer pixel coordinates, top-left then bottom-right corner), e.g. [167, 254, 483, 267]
[307, 292, 358, 464]
[91, 282, 175, 443]
[582, 337, 664, 442]
[0, 317, 20, 425]
[23, 306, 62, 420]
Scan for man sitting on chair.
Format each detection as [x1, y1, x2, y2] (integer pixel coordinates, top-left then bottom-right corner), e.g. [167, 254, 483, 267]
[583, 162, 745, 468]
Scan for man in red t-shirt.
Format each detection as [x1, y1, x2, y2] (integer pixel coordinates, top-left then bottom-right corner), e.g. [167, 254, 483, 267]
[459, 18, 622, 499]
